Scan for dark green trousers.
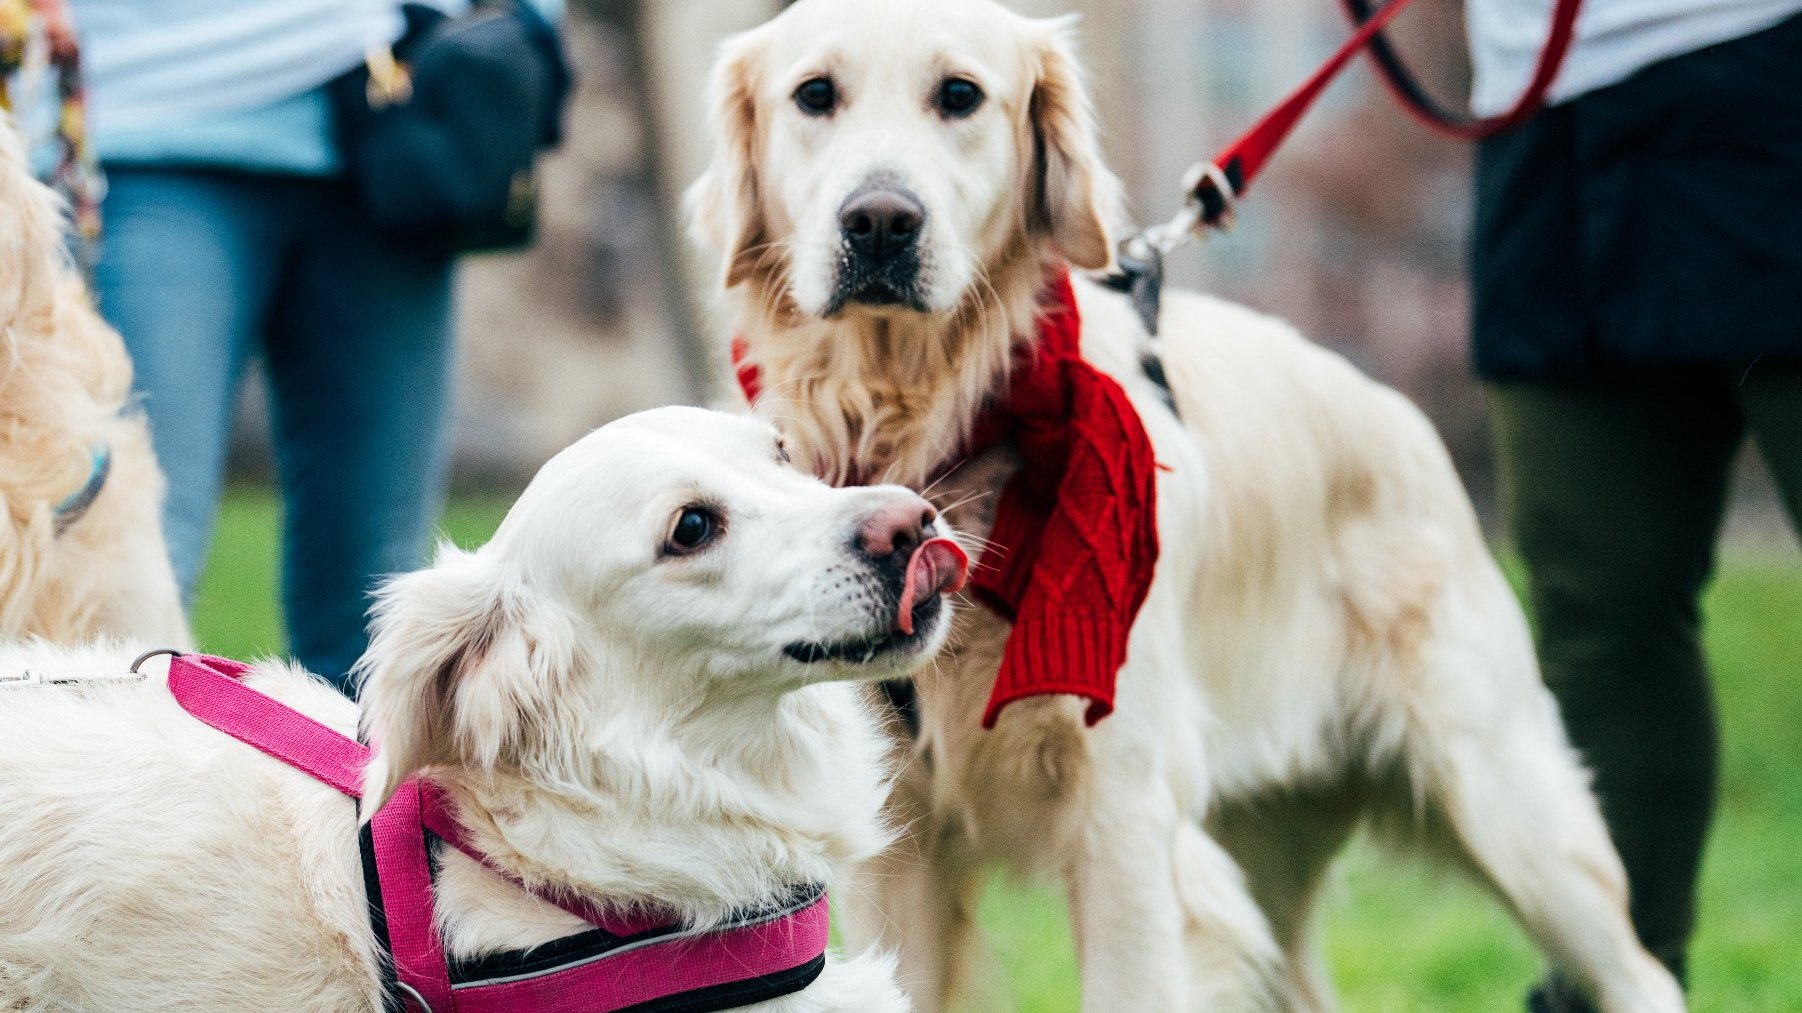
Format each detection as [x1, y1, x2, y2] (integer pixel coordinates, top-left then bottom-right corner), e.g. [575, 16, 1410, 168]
[1493, 366, 1802, 999]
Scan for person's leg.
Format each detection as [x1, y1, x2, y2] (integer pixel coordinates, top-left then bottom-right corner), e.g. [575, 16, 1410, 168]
[1739, 365, 1802, 529]
[1493, 371, 1743, 1007]
[261, 181, 455, 691]
[89, 168, 282, 600]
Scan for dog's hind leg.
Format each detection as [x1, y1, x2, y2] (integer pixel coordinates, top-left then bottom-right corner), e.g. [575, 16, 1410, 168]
[1396, 663, 1686, 1013]
[1210, 787, 1362, 1012]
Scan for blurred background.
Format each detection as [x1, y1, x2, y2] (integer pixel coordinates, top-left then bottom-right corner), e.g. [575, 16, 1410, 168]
[208, 0, 1795, 541]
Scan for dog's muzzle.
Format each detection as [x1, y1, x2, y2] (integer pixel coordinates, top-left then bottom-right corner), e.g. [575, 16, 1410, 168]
[783, 497, 966, 665]
[829, 184, 927, 314]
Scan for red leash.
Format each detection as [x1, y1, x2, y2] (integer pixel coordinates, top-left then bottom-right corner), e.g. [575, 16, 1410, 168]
[1169, 0, 1583, 234]
[1112, 0, 1583, 335]
[1344, 0, 1584, 142]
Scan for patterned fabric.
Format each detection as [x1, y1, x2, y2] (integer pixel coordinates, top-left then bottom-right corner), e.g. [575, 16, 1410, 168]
[962, 271, 1160, 728]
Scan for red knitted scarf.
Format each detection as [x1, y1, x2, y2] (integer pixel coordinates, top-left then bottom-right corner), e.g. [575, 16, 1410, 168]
[735, 271, 1159, 728]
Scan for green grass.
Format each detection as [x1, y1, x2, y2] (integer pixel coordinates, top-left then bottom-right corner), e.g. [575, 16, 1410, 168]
[194, 488, 1802, 1011]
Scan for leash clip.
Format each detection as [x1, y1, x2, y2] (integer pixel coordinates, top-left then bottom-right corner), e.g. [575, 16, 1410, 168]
[131, 648, 183, 673]
[0, 648, 183, 690]
[1101, 159, 1239, 405]
[1110, 159, 1239, 290]
[0, 668, 146, 690]
[1128, 160, 1237, 266]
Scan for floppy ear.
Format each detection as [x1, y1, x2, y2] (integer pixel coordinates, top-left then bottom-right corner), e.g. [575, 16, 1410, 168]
[1027, 18, 1121, 272]
[355, 544, 576, 818]
[686, 30, 770, 290]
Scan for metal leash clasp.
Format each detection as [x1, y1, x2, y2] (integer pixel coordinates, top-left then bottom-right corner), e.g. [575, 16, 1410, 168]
[1103, 161, 1238, 411]
[1123, 160, 1239, 269]
[1110, 160, 1239, 338]
[0, 648, 181, 691]
[0, 668, 146, 690]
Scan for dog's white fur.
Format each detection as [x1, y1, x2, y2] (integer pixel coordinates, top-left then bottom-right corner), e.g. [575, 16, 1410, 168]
[0, 119, 186, 645]
[690, 2, 1686, 1010]
[0, 407, 942, 1012]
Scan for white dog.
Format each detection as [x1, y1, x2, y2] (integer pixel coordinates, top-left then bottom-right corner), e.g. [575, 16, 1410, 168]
[0, 406, 970, 1012]
[0, 118, 186, 644]
[690, 2, 1684, 1011]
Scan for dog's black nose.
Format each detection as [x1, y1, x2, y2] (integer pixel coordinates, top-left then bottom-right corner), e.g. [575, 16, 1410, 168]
[857, 495, 937, 560]
[839, 190, 924, 263]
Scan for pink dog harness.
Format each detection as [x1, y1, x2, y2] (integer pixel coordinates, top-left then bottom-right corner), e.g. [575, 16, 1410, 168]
[165, 654, 831, 1013]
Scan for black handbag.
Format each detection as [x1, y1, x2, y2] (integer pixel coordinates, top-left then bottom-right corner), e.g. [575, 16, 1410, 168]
[331, 1, 572, 253]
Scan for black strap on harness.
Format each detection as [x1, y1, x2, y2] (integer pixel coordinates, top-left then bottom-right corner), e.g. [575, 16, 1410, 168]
[1100, 248, 1179, 415]
[360, 816, 825, 1013]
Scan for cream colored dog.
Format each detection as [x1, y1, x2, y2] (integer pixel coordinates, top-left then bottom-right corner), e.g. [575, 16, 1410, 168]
[0, 117, 185, 644]
[690, 2, 1684, 1010]
[0, 406, 964, 1012]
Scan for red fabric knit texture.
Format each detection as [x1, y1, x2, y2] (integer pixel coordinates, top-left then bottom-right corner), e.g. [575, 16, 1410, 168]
[734, 270, 1160, 729]
[963, 272, 1159, 727]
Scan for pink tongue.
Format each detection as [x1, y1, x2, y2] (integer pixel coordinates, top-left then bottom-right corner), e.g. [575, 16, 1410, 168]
[897, 538, 970, 635]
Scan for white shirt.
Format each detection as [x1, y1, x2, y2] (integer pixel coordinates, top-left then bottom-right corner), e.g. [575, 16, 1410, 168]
[73, 0, 405, 134]
[1466, 0, 1802, 115]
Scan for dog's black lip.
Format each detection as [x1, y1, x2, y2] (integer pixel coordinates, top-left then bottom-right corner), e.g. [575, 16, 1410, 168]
[783, 631, 909, 665]
[784, 597, 943, 665]
[826, 280, 931, 317]
[849, 283, 906, 306]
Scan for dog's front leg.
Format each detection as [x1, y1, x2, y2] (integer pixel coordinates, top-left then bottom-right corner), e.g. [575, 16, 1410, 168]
[1064, 785, 1190, 1011]
[840, 766, 994, 1012]
[1065, 767, 1280, 1012]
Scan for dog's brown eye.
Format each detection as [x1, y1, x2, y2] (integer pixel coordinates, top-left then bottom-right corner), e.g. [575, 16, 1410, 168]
[936, 78, 983, 118]
[667, 506, 720, 555]
[795, 77, 837, 116]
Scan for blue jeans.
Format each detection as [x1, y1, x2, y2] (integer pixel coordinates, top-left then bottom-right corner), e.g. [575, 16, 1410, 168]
[93, 167, 456, 692]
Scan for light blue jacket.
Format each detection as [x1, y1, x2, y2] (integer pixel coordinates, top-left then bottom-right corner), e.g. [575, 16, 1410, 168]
[71, 0, 563, 176]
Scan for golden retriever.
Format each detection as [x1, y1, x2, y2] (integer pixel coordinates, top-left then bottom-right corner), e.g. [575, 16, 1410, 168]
[0, 118, 185, 644]
[689, 2, 1684, 1010]
[0, 406, 976, 1011]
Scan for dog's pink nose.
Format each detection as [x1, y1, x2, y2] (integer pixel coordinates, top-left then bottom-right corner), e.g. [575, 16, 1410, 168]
[858, 494, 938, 559]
